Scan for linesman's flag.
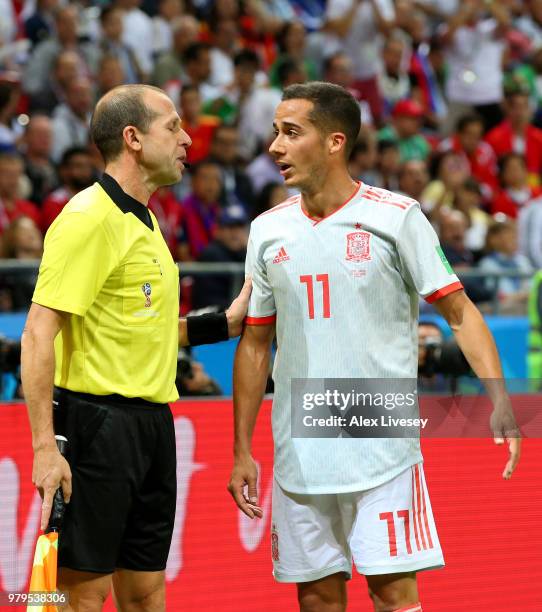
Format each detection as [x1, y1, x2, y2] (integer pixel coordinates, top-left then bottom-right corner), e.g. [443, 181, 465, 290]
[27, 435, 68, 612]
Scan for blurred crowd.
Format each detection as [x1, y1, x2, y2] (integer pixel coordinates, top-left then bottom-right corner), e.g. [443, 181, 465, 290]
[1, 0, 542, 314]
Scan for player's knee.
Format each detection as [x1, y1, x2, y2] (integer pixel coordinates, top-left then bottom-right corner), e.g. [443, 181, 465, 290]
[298, 583, 346, 612]
[368, 586, 421, 612]
[298, 594, 346, 612]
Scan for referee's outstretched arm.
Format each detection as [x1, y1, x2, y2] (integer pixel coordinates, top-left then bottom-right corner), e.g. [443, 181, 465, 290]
[179, 276, 252, 347]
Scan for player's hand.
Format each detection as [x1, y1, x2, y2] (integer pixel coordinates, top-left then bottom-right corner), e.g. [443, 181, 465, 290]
[490, 396, 521, 480]
[32, 447, 72, 530]
[226, 276, 252, 338]
[227, 454, 263, 519]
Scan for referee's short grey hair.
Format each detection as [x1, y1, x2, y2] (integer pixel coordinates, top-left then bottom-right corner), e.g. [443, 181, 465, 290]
[90, 84, 164, 163]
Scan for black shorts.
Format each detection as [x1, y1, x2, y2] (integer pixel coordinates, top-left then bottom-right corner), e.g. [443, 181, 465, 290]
[52, 387, 177, 574]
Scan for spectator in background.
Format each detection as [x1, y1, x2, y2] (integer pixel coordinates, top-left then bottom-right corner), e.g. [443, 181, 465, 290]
[209, 18, 241, 89]
[420, 150, 470, 217]
[95, 55, 126, 101]
[191, 204, 249, 310]
[379, 31, 411, 118]
[1, 216, 43, 259]
[486, 84, 542, 187]
[324, 0, 395, 124]
[0, 153, 41, 235]
[397, 158, 430, 201]
[206, 49, 282, 160]
[152, 14, 200, 88]
[438, 207, 492, 304]
[491, 153, 542, 218]
[207, 124, 255, 211]
[275, 56, 307, 90]
[440, 0, 510, 133]
[478, 217, 532, 313]
[372, 139, 401, 191]
[246, 131, 287, 196]
[0, 80, 20, 151]
[0, 217, 43, 312]
[24, 0, 59, 48]
[41, 146, 95, 232]
[322, 51, 373, 124]
[21, 115, 57, 207]
[179, 84, 220, 165]
[454, 178, 491, 256]
[252, 181, 289, 218]
[378, 99, 431, 161]
[269, 21, 318, 89]
[519, 193, 542, 269]
[50, 77, 93, 163]
[148, 186, 183, 258]
[438, 113, 499, 199]
[409, 32, 448, 128]
[99, 4, 143, 85]
[29, 50, 81, 115]
[348, 132, 379, 185]
[115, 0, 154, 80]
[23, 5, 100, 99]
[516, 0, 542, 50]
[182, 42, 221, 103]
[152, 0, 184, 57]
[179, 161, 223, 261]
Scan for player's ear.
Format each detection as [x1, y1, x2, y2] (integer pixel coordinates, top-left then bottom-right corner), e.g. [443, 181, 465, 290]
[329, 132, 347, 156]
[123, 125, 142, 152]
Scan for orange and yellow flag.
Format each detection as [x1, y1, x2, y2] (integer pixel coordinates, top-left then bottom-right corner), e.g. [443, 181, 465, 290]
[27, 532, 58, 612]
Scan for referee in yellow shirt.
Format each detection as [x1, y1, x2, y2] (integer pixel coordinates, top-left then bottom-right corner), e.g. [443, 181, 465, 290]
[20, 84, 250, 611]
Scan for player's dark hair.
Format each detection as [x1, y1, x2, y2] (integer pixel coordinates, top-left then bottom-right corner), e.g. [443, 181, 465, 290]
[90, 84, 164, 163]
[282, 82, 361, 158]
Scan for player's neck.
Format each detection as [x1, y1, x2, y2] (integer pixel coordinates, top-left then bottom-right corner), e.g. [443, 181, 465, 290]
[301, 173, 359, 221]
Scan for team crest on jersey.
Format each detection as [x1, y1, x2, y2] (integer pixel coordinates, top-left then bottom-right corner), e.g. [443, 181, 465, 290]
[271, 523, 279, 561]
[345, 231, 371, 262]
[142, 282, 152, 307]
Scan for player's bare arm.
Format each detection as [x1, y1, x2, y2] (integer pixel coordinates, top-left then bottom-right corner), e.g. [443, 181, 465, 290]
[227, 321, 275, 519]
[434, 289, 521, 479]
[178, 277, 252, 346]
[21, 303, 72, 530]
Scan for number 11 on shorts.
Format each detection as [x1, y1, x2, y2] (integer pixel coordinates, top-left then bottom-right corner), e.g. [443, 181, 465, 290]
[300, 274, 330, 319]
[379, 510, 412, 557]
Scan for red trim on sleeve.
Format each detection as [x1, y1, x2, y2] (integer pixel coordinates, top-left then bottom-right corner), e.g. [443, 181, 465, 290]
[245, 314, 277, 325]
[424, 281, 463, 304]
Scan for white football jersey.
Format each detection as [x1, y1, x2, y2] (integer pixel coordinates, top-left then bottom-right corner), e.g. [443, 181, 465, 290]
[245, 182, 462, 494]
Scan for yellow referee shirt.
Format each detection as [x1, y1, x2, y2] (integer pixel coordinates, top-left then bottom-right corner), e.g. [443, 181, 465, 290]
[33, 174, 180, 403]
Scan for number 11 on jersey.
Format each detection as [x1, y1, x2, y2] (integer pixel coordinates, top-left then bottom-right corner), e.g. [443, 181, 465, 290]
[300, 274, 330, 319]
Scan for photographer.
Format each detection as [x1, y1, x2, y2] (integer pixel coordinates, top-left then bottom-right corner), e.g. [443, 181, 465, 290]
[418, 320, 471, 392]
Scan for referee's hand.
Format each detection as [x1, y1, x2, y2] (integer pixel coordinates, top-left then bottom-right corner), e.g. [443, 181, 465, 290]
[32, 446, 72, 531]
[227, 454, 263, 519]
[226, 276, 252, 338]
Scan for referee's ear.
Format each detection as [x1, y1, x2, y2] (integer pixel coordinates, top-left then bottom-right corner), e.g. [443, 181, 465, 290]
[123, 125, 142, 152]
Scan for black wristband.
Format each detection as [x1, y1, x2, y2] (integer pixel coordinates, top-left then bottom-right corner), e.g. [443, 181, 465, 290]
[186, 312, 229, 346]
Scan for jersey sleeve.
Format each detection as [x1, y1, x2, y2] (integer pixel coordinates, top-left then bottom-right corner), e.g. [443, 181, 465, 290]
[33, 212, 118, 316]
[245, 227, 276, 326]
[397, 205, 463, 303]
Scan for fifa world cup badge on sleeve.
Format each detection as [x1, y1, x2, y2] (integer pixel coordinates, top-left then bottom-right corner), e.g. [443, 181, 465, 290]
[142, 282, 152, 307]
[345, 231, 371, 263]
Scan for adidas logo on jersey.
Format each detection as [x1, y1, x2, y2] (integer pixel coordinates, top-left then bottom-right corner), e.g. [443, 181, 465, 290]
[273, 246, 290, 264]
